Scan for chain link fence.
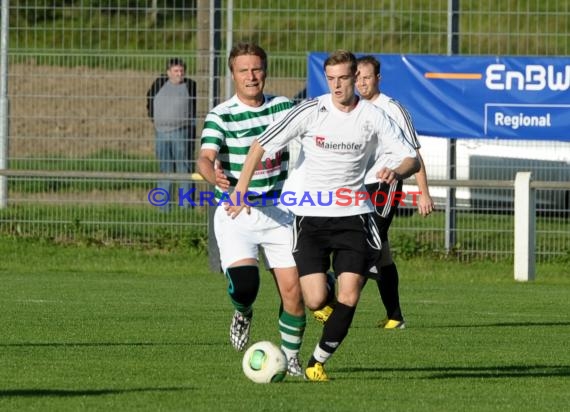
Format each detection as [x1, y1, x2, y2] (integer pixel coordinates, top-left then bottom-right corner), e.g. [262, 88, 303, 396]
[1, 1, 569, 262]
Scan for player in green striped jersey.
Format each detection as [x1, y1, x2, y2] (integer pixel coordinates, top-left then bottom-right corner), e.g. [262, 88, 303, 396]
[197, 43, 306, 377]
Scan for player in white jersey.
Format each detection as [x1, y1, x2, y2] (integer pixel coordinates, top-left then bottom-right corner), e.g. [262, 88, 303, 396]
[356, 55, 434, 329]
[225, 50, 420, 381]
[197, 43, 306, 377]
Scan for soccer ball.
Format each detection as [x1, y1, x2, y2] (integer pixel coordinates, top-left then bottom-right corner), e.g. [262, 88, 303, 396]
[242, 341, 287, 383]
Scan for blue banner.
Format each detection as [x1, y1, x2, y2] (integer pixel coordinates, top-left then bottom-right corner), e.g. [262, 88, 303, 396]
[307, 53, 570, 141]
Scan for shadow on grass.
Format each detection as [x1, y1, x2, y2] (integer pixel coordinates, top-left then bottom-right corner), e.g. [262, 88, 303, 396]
[338, 364, 570, 379]
[0, 341, 221, 348]
[0, 387, 193, 398]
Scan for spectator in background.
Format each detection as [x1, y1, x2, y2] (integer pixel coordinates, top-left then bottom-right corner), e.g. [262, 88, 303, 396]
[146, 57, 197, 210]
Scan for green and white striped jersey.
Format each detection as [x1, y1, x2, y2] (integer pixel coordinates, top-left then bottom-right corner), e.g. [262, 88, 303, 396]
[200, 94, 293, 203]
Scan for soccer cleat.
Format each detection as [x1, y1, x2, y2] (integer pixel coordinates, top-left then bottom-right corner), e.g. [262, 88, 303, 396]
[378, 317, 406, 329]
[286, 355, 303, 377]
[312, 271, 337, 324]
[304, 362, 329, 382]
[229, 310, 252, 351]
[312, 303, 335, 325]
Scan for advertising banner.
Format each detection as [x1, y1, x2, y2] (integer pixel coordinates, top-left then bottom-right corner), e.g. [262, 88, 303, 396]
[307, 53, 570, 141]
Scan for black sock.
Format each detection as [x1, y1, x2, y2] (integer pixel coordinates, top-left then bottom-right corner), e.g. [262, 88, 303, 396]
[307, 356, 318, 368]
[377, 263, 403, 320]
[225, 266, 260, 314]
[319, 302, 356, 355]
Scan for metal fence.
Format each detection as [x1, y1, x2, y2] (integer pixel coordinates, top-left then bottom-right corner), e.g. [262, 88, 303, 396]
[1, 1, 569, 262]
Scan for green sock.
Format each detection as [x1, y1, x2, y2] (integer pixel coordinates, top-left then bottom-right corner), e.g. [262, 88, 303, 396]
[278, 310, 306, 358]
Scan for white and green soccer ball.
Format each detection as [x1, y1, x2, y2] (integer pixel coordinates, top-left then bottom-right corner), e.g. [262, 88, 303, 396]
[242, 341, 287, 384]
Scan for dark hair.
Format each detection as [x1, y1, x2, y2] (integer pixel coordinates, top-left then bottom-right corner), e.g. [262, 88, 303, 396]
[323, 49, 358, 74]
[167, 57, 186, 71]
[357, 55, 381, 76]
[228, 42, 268, 72]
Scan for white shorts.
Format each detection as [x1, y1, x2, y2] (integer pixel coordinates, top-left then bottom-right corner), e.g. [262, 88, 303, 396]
[214, 204, 296, 272]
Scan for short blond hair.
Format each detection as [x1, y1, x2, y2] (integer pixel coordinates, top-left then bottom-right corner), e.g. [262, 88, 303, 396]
[323, 50, 357, 74]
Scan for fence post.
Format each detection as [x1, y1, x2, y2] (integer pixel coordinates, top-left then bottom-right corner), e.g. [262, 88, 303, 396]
[514, 171, 535, 282]
[0, 0, 10, 209]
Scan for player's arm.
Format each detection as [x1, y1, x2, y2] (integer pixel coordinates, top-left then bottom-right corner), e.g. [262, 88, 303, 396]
[225, 140, 266, 218]
[196, 150, 231, 195]
[377, 156, 420, 185]
[214, 160, 230, 191]
[374, 105, 420, 184]
[197, 148, 218, 186]
[414, 150, 434, 216]
[390, 101, 434, 215]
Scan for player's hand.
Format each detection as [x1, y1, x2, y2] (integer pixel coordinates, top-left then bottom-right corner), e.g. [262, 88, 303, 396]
[376, 167, 400, 185]
[214, 160, 230, 190]
[224, 190, 251, 219]
[417, 194, 435, 217]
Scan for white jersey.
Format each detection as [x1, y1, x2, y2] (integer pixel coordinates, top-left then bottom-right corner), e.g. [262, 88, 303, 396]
[258, 94, 417, 217]
[364, 93, 420, 184]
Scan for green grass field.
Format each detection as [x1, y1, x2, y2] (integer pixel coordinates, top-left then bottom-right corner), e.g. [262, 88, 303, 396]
[1, 237, 569, 411]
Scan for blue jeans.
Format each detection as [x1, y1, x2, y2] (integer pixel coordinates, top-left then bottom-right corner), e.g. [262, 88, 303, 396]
[155, 127, 194, 208]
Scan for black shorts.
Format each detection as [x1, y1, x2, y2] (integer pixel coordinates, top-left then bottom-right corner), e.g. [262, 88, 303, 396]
[292, 214, 381, 277]
[366, 180, 403, 241]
